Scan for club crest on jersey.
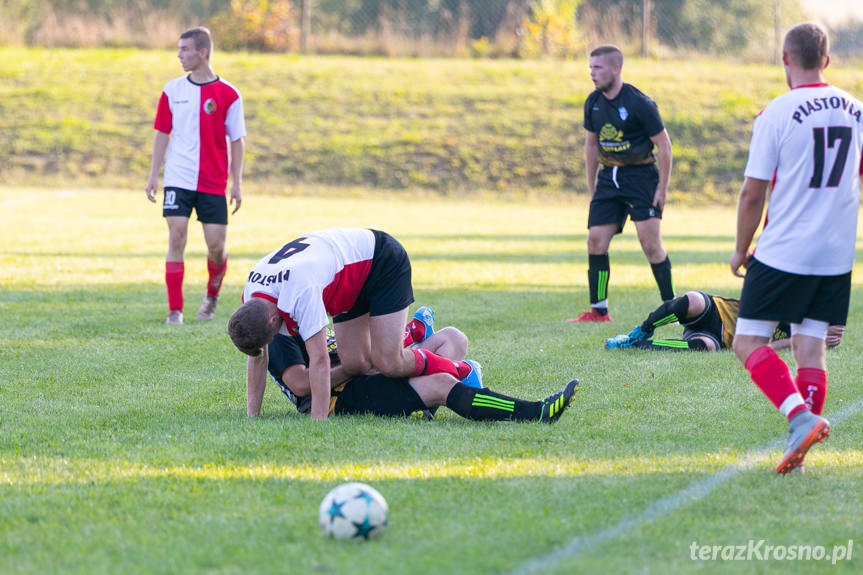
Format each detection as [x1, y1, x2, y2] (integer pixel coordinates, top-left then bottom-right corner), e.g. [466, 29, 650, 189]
[618, 106, 629, 121]
[203, 98, 217, 114]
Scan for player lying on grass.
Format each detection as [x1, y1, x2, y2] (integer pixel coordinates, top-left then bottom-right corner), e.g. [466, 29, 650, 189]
[257, 306, 578, 423]
[228, 228, 481, 420]
[605, 290, 844, 351]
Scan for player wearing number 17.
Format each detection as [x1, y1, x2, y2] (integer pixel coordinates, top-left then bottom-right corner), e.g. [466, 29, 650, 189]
[730, 22, 863, 474]
[228, 228, 479, 420]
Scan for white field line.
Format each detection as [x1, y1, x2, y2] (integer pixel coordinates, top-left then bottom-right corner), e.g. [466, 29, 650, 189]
[510, 397, 863, 575]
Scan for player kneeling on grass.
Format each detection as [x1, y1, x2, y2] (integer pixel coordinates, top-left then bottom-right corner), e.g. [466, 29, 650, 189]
[228, 228, 487, 421]
[257, 307, 578, 423]
[605, 290, 844, 352]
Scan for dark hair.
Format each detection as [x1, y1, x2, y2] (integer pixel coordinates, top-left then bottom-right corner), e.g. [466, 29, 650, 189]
[180, 26, 213, 55]
[227, 299, 272, 356]
[589, 45, 623, 67]
[784, 23, 828, 71]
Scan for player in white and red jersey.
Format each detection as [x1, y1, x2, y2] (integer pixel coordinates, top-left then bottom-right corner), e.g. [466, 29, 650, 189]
[730, 22, 863, 474]
[145, 27, 246, 325]
[228, 228, 479, 421]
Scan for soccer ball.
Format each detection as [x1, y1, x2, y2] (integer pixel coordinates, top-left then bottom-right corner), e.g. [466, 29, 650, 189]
[318, 482, 388, 541]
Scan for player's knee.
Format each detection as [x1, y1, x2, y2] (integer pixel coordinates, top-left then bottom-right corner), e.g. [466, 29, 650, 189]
[369, 350, 405, 377]
[685, 291, 706, 317]
[437, 327, 469, 359]
[695, 337, 717, 352]
[339, 354, 373, 376]
[169, 228, 187, 248]
[732, 336, 755, 364]
[411, 372, 456, 407]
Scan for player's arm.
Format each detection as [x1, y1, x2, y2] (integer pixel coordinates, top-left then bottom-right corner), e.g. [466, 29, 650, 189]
[584, 130, 599, 199]
[146, 131, 170, 203]
[730, 177, 769, 277]
[246, 345, 269, 417]
[305, 328, 332, 420]
[650, 129, 672, 210]
[229, 137, 244, 214]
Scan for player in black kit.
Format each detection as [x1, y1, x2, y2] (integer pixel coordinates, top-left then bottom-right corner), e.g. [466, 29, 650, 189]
[569, 45, 674, 323]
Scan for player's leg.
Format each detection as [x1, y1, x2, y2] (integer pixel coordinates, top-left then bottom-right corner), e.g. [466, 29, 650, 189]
[632, 335, 716, 351]
[409, 372, 577, 423]
[735, 314, 829, 474]
[627, 165, 673, 301]
[416, 326, 468, 361]
[196, 192, 229, 321]
[606, 291, 707, 349]
[633, 217, 673, 301]
[368, 309, 472, 380]
[568, 221, 616, 322]
[197, 223, 227, 320]
[790, 322, 828, 416]
[333, 314, 374, 376]
[165, 215, 189, 323]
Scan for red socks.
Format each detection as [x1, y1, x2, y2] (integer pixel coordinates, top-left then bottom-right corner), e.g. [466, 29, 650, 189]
[206, 257, 227, 299]
[745, 346, 807, 420]
[796, 367, 827, 415]
[403, 318, 427, 347]
[165, 261, 184, 312]
[410, 348, 470, 379]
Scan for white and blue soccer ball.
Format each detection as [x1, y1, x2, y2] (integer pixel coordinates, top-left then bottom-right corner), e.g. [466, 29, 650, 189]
[318, 482, 388, 541]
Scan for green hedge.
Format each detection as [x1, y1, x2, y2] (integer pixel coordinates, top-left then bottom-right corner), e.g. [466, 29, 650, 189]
[3, 48, 862, 199]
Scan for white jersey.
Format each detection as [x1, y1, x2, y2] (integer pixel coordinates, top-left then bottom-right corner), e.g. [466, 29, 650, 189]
[242, 228, 376, 340]
[744, 83, 863, 275]
[154, 75, 246, 195]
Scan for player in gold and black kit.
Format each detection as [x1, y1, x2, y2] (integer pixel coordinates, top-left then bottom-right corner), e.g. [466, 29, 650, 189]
[570, 45, 674, 323]
[605, 291, 844, 352]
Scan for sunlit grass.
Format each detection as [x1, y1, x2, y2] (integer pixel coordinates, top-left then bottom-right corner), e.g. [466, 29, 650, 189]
[2, 187, 862, 574]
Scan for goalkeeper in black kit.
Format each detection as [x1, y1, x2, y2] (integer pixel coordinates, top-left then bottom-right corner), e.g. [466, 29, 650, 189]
[605, 291, 844, 352]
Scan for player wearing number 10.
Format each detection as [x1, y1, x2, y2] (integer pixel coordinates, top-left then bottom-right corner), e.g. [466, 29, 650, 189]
[145, 27, 246, 325]
[227, 228, 479, 420]
[730, 22, 863, 474]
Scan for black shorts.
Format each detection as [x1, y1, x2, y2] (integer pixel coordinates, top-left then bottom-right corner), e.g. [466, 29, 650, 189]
[681, 291, 724, 349]
[588, 164, 661, 232]
[333, 374, 426, 417]
[333, 230, 414, 323]
[738, 258, 851, 326]
[162, 187, 228, 225]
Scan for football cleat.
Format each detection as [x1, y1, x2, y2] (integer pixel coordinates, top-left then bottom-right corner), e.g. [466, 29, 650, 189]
[195, 296, 218, 321]
[540, 378, 579, 423]
[460, 359, 483, 389]
[411, 306, 435, 343]
[775, 411, 830, 474]
[165, 310, 183, 325]
[566, 309, 611, 323]
[605, 325, 652, 349]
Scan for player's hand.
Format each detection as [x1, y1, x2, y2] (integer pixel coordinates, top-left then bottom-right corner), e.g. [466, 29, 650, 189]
[729, 250, 750, 278]
[145, 176, 159, 203]
[653, 187, 667, 211]
[230, 183, 242, 215]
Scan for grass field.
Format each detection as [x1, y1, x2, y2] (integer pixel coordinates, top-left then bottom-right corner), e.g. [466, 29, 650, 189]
[2, 187, 862, 574]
